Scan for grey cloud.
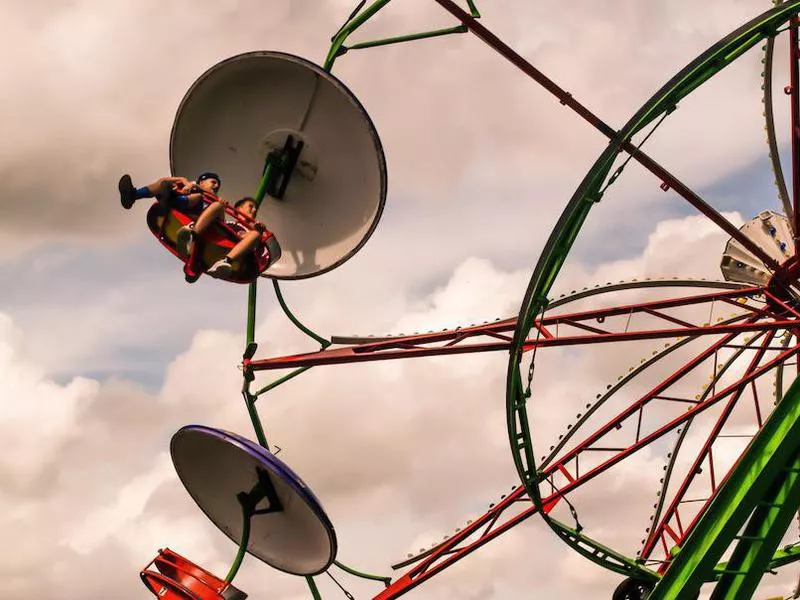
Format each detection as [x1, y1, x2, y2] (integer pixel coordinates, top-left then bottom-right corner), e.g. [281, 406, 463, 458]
[0, 0, 774, 267]
[1, 2, 798, 599]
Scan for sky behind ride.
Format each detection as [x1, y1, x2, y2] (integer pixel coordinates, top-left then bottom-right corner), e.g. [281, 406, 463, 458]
[0, 1, 797, 598]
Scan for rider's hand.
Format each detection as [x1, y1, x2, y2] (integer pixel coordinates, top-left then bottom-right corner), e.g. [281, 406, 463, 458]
[176, 180, 196, 194]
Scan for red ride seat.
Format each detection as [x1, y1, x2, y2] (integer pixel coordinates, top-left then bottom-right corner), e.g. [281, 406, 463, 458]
[141, 548, 247, 600]
[146, 203, 281, 284]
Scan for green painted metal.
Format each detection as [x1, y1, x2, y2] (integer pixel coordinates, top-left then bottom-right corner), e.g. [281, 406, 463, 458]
[325, 0, 394, 70]
[306, 576, 323, 600]
[346, 24, 467, 51]
[333, 559, 392, 585]
[749, 542, 800, 571]
[241, 390, 269, 450]
[238, 155, 276, 450]
[323, 0, 480, 69]
[272, 280, 332, 349]
[246, 282, 257, 347]
[549, 518, 659, 582]
[241, 267, 270, 448]
[253, 366, 313, 398]
[225, 503, 252, 583]
[762, 32, 793, 219]
[253, 161, 274, 211]
[648, 374, 800, 599]
[505, 0, 800, 577]
[710, 449, 800, 598]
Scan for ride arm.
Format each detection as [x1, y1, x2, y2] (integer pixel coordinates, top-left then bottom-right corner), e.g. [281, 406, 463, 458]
[325, 0, 481, 70]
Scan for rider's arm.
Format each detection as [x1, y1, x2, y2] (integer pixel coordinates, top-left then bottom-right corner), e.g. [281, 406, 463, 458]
[169, 177, 195, 193]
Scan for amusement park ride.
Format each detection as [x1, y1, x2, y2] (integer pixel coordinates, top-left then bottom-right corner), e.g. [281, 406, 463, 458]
[135, 1, 800, 598]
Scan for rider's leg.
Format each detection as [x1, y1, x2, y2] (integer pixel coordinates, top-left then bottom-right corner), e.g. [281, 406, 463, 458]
[193, 201, 225, 235]
[207, 230, 261, 277]
[119, 176, 183, 209]
[226, 230, 260, 261]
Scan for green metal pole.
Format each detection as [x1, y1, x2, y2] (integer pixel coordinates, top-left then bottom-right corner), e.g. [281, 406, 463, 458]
[253, 366, 313, 398]
[242, 277, 269, 449]
[333, 559, 392, 584]
[239, 160, 278, 449]
[253, 162, 274, 210]
[710, 450, 800, 598]
[242, 389, 269, 450]
[325, 0, 394, 70]
[346, 24, 467, 51]
[225, 503, 252, 583]
[306, 576, 323, 600]
[649, 373, 800, 600]
[272, 280, 331, 348]
[246, 281, 257, 346]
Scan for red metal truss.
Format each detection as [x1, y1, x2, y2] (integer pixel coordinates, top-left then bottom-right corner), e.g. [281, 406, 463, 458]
[640, 331, 778, 562]
[252, 287, 770, 371]
[373, 328, 800, 598]
[372, 485, 538, 600]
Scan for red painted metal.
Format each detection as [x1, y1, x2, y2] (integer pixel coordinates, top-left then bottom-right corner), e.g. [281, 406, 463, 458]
[140, 549, 244, 600]
[374, 486, 541, 600]
[762, 289, 800, 319]
[146, 199, 276, 284]
[431, 0, 782, 271]
[141, 571, 200, 600]
[251, 315, 788, 370]
[752, 380, 764, 427]
[640, 332, 775, 560]
[374, 333, 798, 598]
[544, 327, 754, 474]
[252, 289, 767, 370]
[522, 318, 793, 350]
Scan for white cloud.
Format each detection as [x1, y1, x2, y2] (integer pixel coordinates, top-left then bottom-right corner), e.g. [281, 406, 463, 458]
[3, 1, 800, 599]
[3, 204, 800, 597]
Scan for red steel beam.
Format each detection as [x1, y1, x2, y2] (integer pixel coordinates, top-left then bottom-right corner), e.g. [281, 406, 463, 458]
[251, 314, 789, 370]
[252, 289, 768, 370]
[373, 341, 799, 598]
[640, 332, 776, 559]
[431, 0, 782, 271]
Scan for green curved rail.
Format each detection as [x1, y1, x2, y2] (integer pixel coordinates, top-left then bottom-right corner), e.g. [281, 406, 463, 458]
[763, 16, 793, 220]
[505, 0, 800, 582]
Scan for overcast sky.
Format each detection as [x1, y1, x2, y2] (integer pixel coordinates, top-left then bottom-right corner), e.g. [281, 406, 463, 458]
[2, 1, 800, 599]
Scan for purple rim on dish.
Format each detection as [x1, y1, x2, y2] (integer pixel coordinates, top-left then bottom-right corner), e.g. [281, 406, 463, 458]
[170, 425, 336, 576]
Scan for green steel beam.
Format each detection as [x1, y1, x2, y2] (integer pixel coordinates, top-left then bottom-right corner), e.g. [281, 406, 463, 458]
[224, 503, 252, 583]
[710, 450, 800, 599]
[712, 544, 800, 579]
[253, 161, 274, 210]
[346, 25, 467, 51]
[306, 576, 322, 600]
[253, 366, 313, 399]
[333, 559, 392, 585]
[325, 0, 394, 70]
[549, 518, 659, 582]
[762, 543, 800, 571]
[648, 375, 800, 600]
[272, 280, 331, 348]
